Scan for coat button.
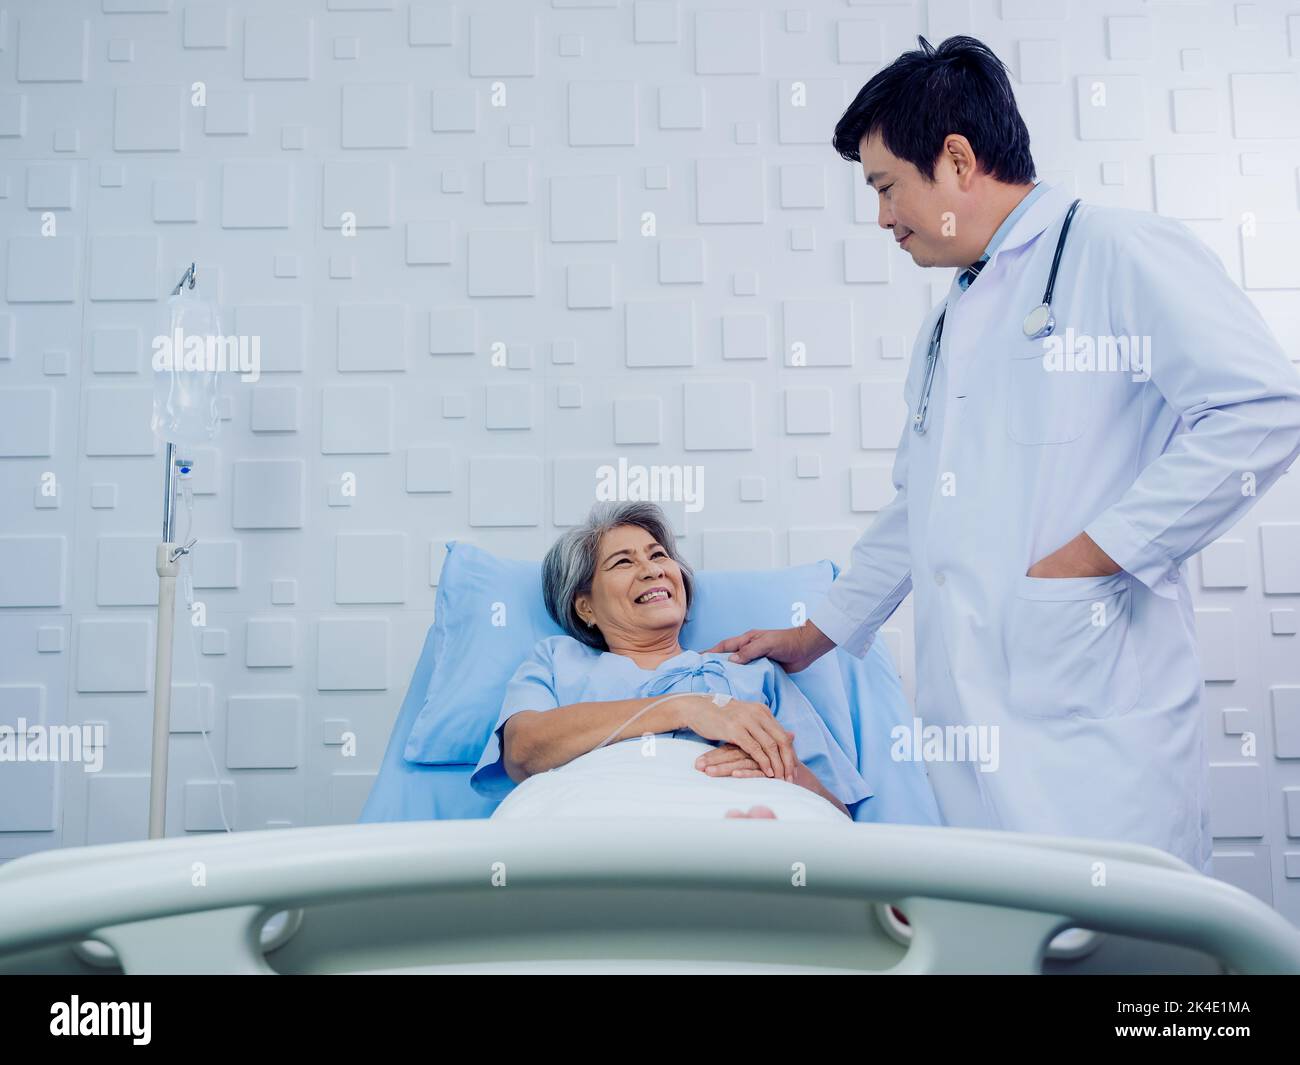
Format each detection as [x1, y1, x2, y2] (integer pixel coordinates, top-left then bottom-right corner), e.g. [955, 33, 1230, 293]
[934, 571, 946, 586]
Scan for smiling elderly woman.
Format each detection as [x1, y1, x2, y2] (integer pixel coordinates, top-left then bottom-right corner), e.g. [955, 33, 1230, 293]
[468, 501, 871, 822]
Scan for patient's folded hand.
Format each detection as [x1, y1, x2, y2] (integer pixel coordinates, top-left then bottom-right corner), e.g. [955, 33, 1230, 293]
[695, 740, 792, 778]
[697, 740, 849, 817]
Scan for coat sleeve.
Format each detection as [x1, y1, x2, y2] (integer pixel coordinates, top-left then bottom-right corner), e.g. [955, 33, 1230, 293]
[1084, 214, 1300, 598]
[808, 309, 939, 657]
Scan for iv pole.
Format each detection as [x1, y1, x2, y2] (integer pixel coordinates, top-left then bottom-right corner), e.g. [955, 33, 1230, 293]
[146, 262, 199, 839]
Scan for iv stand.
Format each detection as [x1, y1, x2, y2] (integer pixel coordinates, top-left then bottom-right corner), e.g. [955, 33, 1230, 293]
[147, 262, 199, 839]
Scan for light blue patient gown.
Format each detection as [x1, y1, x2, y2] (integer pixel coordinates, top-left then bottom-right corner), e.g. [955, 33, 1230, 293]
[470, 635, 872, 811]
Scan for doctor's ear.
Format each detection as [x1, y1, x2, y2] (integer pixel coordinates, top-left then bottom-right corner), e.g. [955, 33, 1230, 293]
[942, 134, 978, 188]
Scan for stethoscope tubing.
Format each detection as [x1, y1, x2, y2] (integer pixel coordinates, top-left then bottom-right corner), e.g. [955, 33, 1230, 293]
[913, 197, 1082, 435]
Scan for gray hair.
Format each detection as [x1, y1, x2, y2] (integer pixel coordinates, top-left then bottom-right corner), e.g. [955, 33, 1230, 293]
[542, 501, 693, 651]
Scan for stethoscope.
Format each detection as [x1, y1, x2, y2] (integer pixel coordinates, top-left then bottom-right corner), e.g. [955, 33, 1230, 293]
[912, 197, 1082, 434]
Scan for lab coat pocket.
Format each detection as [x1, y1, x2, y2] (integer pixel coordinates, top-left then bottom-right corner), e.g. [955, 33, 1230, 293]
[1005, 572, 1140, 719]
[1005, 345, 1093, 445]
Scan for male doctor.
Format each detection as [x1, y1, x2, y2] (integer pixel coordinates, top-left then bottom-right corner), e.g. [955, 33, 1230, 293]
[704, 36, 1300, 874]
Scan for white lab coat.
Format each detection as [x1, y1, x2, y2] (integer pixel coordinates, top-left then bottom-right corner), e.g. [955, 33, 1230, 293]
[812, 183, 1300, 874]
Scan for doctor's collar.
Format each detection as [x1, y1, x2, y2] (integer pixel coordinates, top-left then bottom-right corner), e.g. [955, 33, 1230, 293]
[977, 182, 1077, 266]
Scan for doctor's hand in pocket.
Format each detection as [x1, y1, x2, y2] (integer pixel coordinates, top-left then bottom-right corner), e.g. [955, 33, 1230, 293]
[1009, 532, 1140, 720]
[1026, 531, 1121, 579]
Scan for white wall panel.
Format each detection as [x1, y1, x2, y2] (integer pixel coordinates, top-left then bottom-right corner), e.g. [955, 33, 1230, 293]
[0, 0, 1296, 927]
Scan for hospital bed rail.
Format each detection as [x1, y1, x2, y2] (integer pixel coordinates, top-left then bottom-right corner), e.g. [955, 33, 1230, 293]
[0, 820, 1296, 975]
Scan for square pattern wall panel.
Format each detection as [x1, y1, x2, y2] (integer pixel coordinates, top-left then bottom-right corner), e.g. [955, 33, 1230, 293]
[0, 536, 65, 607]
[245, 619, 296, 668]
[234, 305, 306, 372]
[0, 0, 1296, 922]
[684, 381, 754, 450]
[321, 161, 393, 228]
[0, 387, 54, 456]
[469, 456, 542, 526]
[335, 533, 407, 604]
[550, 174, 620, 242]
[75, 619, 151, 693]
[84, 388, 156, 456]
[1075, 75, 1145, 140]
[16, 14, 89, 83]
[467, 230, 537, 296]
[244, 14, 314, 81]
[7, 236, 79, 302]
[316, 618, 389, 691]
[696, 158, 764, 223]
[112, 84, 183, 151]
[222, 163, 294, 228]
[626, 300, 694, 367]
[321, 386, 393, 454]
[226, 696, 302, 769]
[232, 460, 305, 529]
[567, 81, 637, 146]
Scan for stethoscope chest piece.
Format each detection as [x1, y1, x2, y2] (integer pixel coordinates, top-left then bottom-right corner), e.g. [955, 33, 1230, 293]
[1022, 302, 1054, 339]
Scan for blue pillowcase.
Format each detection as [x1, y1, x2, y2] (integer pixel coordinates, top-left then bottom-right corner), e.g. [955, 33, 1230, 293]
[402, 541, 861, 769]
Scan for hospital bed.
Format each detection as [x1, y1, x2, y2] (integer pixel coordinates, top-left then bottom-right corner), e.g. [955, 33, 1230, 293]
[1, 817, 1299, 974]
[3, 544, 1296, 975]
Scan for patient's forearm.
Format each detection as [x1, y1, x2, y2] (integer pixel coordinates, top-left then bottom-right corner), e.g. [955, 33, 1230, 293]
[795, 765, 850, 817]
[503, 694, 703, 782]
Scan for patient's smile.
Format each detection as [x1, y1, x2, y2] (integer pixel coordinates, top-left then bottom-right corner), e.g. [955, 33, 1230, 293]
[573, 523, 690, 655]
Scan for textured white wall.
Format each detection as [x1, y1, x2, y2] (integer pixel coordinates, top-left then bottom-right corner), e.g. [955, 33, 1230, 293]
[0, 0, 1298, 921]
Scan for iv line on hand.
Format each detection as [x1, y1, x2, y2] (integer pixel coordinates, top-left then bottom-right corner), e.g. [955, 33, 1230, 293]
[592, 691, 733, 752]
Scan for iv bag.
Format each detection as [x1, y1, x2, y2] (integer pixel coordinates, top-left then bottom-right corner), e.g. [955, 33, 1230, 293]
[151, 289, 223, 447]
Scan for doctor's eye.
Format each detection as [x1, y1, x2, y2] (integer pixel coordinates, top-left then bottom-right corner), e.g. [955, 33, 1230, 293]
[879, 183, 893, 198]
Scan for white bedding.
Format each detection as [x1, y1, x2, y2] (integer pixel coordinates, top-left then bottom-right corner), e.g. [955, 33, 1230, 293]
[491, 736, 850, 823]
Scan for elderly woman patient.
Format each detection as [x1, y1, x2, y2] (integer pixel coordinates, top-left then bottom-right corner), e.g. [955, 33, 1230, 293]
[469, 501, 871, 822]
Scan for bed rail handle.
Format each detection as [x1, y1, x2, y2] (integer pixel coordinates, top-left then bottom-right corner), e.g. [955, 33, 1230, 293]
[1, 821, 1297, 975]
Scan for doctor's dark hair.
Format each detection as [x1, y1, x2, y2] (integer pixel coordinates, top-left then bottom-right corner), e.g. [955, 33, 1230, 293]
[832, 35, 1035, 185]
[542, 500, 694, 652]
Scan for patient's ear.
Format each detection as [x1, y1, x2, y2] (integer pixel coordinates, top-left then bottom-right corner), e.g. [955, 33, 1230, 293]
[574, 594, 594, 626]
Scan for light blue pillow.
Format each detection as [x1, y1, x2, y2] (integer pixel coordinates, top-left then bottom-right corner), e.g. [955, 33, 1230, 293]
[403, 541, 860, 768]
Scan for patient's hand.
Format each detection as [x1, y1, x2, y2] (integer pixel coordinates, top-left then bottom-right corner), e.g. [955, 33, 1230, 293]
[695, 740, 791, 778]
[679, 698, 798, 783]
[697, 740, 851, 818]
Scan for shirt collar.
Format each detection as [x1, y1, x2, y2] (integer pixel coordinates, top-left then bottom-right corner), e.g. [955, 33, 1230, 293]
[991, 181, 1078, 260]
[974, 180, 1049, 266]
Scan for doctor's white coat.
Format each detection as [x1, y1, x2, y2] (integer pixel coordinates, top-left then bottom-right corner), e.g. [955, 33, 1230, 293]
[811, 183, 1300, 874]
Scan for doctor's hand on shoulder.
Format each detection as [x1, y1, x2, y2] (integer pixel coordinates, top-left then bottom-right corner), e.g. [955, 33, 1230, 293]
[1026, 532, 1122, 579]
[705, 621, 836, 674]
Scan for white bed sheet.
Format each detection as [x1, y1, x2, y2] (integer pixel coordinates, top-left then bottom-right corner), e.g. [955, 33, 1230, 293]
[491, 736, 851, 823]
